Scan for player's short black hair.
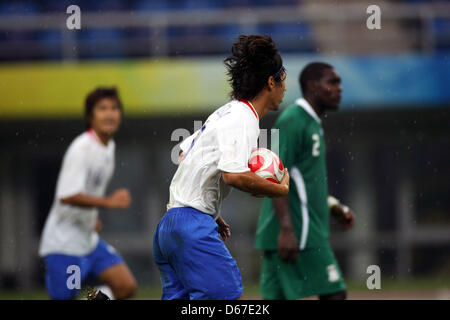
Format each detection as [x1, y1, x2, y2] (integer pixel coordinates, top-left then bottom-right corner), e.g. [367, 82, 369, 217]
[299, 62, 333, 95]
[84, 87, 123, 129]
[224, 34, 284, 101]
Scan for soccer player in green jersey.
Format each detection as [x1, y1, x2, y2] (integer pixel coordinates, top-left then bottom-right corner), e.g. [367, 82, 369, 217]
[255, 62, 355, 300]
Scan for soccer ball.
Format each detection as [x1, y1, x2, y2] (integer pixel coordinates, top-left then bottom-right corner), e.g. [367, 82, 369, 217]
[248, 148, 285, 184]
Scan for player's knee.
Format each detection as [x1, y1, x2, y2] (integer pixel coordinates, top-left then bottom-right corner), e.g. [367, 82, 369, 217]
[319, 290, 347, 300]
[112, 279, 137, 299]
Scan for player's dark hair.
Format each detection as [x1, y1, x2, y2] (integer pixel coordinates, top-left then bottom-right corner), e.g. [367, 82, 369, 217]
[84, 87, 123, 129]
[299, 62, 333, 95]
[224, 34, 284, 100]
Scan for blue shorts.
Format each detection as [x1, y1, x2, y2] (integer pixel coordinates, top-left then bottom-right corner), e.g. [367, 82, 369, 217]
[153, 207, 243, 300]
[44, 239, 123, 300]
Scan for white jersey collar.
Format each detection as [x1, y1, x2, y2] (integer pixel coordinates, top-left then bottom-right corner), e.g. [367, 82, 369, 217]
[239, 99, 259, 121]
[295, 97, 321, 124]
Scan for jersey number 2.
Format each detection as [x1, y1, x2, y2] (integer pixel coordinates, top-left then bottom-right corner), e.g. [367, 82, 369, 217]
[312, 134, 320, 157]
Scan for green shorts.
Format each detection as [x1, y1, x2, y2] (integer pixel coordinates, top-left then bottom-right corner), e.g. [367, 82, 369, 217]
[260, 247, 346, 300]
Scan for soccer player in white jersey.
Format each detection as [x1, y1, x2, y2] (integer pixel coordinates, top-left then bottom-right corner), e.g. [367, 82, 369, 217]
[153, 35, 289, 300]
[39, 87, 137, 300]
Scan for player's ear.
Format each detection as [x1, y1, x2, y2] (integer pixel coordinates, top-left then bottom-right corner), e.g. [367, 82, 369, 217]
[267, 76, 276, 90]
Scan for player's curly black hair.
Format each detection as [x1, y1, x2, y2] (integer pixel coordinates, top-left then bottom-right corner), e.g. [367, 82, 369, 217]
[224, 34, 284, 101]
[84, 87, 123, 129]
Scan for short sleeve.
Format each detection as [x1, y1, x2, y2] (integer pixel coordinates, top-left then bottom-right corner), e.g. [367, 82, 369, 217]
[56, 143, 88, 199]
[217, 115, 256, 173]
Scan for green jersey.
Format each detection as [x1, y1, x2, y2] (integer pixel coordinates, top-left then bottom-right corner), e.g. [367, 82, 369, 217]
[255, 98, 330, 250]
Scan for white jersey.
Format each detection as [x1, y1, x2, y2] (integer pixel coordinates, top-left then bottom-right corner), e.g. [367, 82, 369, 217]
[167, 100, 260, 218]
[39, 130, 115, 256]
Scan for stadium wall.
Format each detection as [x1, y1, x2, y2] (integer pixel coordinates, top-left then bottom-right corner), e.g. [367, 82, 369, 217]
[1, 53, 450, 119]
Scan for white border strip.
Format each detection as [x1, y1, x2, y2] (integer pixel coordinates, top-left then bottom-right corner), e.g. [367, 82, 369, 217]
[290, 166, 309, 250]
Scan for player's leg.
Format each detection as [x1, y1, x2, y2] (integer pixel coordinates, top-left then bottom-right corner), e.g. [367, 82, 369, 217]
[260, 246, 346, 300]
[176, 238, 243, 300]
[97, 263, 137, 299]
[268, 252, 311, 300]
[259, 251, 286, 300]
[89, 240, 137, 299]
[312, 246, 347, 299]
[155, 261, 190, 300]
[282, 246, 346, 300]
[44, 254, 88, 300]
[159, 207, 243, 300]
[178, 211, 243, 300]
[153, 217, 189, 300]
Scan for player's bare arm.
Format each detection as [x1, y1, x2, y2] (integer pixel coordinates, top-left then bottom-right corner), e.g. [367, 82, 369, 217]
[60, 188, 131, 209]
[221, 168, 289, 198]
[272, 195, 299, 263]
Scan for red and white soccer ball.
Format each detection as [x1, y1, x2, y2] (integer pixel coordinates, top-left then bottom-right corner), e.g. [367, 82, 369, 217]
[248, 148, 285, 184]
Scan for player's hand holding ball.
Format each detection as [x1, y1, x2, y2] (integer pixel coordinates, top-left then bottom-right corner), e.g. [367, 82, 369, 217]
[279, 168, 289, 194]
[248, 148, 289, 197]
[106, 188, 131, 209]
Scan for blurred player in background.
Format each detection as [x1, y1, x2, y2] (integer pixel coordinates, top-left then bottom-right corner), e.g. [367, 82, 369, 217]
[153, 35, 290, 300]
[38, 87, 137, 300]
[255, 62, 355, 300]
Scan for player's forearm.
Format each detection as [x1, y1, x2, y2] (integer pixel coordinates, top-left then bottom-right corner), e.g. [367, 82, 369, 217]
[60, 193, 109, 209]
[272, 195, 295, 231]
[222, 171, 288, 197]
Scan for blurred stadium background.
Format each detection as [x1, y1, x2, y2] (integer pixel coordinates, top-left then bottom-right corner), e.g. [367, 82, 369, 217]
[0, 0, 449, 299]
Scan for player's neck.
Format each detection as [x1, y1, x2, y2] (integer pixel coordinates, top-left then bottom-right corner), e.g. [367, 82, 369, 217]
[304, 96, 324, 117]
[91, 128, 112, 146]
[249, 94, 270, 119]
